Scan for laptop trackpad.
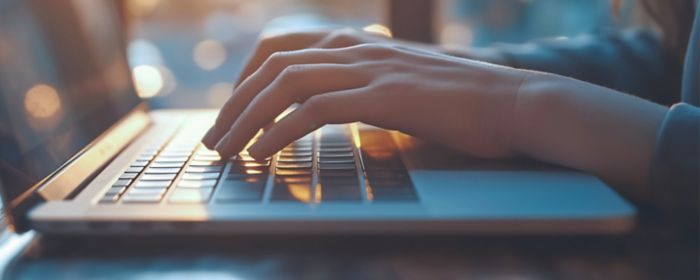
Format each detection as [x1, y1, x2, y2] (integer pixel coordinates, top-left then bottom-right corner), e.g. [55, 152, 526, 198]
[394, 132, 635, 220]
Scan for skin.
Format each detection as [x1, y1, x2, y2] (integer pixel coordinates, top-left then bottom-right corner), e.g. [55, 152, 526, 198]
[202, 29, 668, 202]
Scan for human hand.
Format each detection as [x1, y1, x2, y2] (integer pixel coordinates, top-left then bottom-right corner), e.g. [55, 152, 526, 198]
[201, 43, 531, 160]
[229, 28, 453, 87]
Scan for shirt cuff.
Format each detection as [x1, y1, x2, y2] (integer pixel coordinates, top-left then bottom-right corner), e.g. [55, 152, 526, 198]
[650, 103, 699, 227]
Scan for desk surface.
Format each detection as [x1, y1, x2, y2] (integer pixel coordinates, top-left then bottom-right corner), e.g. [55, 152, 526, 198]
[5, 222, 698, 280]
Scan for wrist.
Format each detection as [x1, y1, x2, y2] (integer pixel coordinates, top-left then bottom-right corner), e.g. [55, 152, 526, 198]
[505, 72, 567, 157]
[442, 46, 509, 65]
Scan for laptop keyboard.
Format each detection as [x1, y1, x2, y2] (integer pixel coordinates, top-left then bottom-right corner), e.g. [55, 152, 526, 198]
[98, 123, 417, 205]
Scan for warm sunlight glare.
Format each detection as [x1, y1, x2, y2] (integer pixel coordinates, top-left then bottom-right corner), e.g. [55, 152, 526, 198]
[363, 24, 393, 37]
[132, 65, 163, 98]
[288, 183, 312, 203]
[24, 84, 61, 119]
[193, 39, 227, 71]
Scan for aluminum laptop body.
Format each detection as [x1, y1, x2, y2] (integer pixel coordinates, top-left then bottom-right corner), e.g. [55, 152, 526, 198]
[0, 0, 635, 235]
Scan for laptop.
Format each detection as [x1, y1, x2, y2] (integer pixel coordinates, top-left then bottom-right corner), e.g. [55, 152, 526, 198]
[0, 0, 635, 235]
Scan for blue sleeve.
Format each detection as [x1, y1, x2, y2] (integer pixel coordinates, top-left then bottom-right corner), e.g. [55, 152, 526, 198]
[650, 103, 699, 228]
[493, 30, 683, 105]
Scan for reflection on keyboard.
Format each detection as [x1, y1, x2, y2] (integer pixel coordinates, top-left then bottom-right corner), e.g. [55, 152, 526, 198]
[99, 123, 417, 205]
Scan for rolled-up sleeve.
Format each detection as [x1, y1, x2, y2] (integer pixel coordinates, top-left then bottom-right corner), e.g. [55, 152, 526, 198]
[650, 103, 700, 228]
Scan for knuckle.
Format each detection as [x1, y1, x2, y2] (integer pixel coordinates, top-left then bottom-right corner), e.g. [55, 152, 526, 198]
[265, 51, 289, 68]
[275, 65, 306, 100]
[326, 29, 359, 45]
[303, 95, 332, 120]
[371, 77, 408, 94]
[259, 32, 297, 46]
[258, 35, 277, 47]
[358, 44, 395, 59]
[279, 64, 305, 81]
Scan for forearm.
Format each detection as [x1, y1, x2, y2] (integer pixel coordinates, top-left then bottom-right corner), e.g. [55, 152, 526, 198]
[508, 73, 668, 201]
[439, 30, 682, 104]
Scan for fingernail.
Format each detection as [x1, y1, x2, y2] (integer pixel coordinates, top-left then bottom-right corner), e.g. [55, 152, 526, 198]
[201, 127, 216, 149]
[246, 142, 265, 160]
[214, 132, 232, 157]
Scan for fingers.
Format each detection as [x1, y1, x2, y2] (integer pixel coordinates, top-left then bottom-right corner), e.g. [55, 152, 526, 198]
[202, 48, 353, 149]
[234, 31, 331, 86]
[213, 63, 369, 158]
[247, 88, 370, 159]
[311, 28, 384, 49]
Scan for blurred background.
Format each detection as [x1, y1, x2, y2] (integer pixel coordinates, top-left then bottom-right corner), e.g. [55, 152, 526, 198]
[124, 0, 639, 109]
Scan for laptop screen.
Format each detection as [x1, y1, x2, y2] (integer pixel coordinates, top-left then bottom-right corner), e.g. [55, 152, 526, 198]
[0, 0, 140, 205]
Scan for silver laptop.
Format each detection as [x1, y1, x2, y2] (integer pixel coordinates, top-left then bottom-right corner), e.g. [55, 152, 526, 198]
[0, 0, 635, 235]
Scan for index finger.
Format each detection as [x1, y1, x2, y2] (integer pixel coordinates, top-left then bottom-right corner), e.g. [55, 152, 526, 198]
[202, 48, 351, 148]
[234, 30, 331, 86]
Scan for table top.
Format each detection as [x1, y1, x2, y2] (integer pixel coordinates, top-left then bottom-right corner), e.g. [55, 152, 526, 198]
[3, 218, 698, 280]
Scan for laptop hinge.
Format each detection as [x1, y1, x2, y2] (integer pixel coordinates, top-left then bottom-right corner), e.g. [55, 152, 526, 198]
[35, 104, 151, 201]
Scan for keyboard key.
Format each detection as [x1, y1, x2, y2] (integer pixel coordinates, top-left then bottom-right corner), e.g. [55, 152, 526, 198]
[321, 170, 358, 179]
[319, 184, 361, 201]
[154, 156, 189, 163]
[233, 161, 270, 168]
[320, 175, 359, 183]
[130, 160, 150, 167]
[275, 162, 312, 169]
[319, 142, 352, 148]
[169, 188, 214, 203]
[177, 179, 217, 188]
[105, 186, 127, 196]
[277, 156, 312, 163]
[149, 162, 184, 168]
[279, 151, 312, 157]
[318, 152, 354, 158]
[275, 169, 312, 176]
[99, 193, 120, 204]
[189, 160, 224, 167]
[317, 158, 355, 164]
[158, 151, 192, 157]
[282, 146, 312, 153]
[140, 173, 177, 181]
[134, 180, 172, 188]
[186, 166, 224, 173]
[122, 194, 163, 203]
[128, 187, 167, 196]
[137, 155, 154, 161]
[287, 144, 312, 150]
[125, 166, 143, 173]
[193, 155, 221, 161]
[318, 146, 353, 153]
[163, 146, 195, 152]
[145, 167, 181, 174]
[235, 154, 270, 162]
[215, 181, 264, 202]
[232, 168, 267, 175]
[318, 171, 357, 179]
[226, 174, 267, 183]
[182, 172, 221, 180]
[318, 163, 356, 170]
[113, 179, 132, 187]
[274, 175, 311, 183]
[272, 181, 313, 202]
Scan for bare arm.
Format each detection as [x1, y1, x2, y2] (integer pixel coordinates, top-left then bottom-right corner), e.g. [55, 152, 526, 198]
[509, 74, 668, 202]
